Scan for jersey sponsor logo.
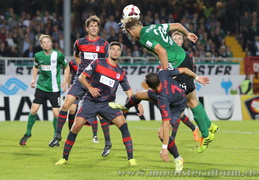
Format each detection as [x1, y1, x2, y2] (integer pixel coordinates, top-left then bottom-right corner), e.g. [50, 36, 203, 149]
[41, 65, 51, 71]
[0, 78, 28, 95]
[100, 75, 115, 88]
[146, 41, 153, 48]
[84, 52, 98, 60]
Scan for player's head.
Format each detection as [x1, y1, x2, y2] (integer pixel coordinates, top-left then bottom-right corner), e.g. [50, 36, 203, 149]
[145, 72, 160, 90]
[109, 41, 122, 61]
[85, 15, 101, 36]
[39, 34, 52, 51]
[124, 18, 143, 41]
[171, 31, 184, 47]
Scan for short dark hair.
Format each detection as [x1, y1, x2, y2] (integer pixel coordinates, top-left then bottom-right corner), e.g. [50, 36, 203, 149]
[124, 18, 143, 31]
[109, 41, 122, 49]
[145, 72, 160, 90]
[85, 15, 100, 27]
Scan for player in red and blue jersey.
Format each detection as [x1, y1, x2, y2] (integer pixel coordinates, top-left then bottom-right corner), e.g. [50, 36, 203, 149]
[49, 16, 111, 156]
[109, 67, 209, 172]
[55, 41, 143, 166]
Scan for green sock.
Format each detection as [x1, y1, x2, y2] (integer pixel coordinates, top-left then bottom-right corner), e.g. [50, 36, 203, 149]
[26, 113, 37, 136]
[191, 103, 209, 138]
[199, 102, 212, 128]
[53, 117, 57, 136]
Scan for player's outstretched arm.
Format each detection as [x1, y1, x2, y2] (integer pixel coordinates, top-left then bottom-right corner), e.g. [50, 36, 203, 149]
[177, 67, 209, 85]
[169, 23, 198, 43]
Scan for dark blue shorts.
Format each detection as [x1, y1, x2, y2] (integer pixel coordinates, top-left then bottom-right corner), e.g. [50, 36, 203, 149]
[67, 80, 87, 100]
[76, 99, 124, 126]
[169, 98, 186, 125]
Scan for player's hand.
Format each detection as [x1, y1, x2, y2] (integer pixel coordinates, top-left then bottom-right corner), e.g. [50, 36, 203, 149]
[137, 103, 144, 116]
[160, 149, 169, 163]
[61, 81, 67, 93]
[89, 87, 101, 97]
[186, 33, 198, 43]
[30, 80, 36, 88]
[197, 76, 210, 85]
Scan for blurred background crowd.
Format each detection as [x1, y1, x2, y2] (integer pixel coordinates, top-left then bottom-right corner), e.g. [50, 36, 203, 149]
[0, 0, 258, 61]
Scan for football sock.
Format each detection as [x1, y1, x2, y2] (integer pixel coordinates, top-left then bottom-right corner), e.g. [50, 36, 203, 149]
[100, 118, 110, 142]
[203, 105, 212, 128]
[91, 119, 98, 137]
[180, 114, 196, 131]
[26, 113, 36, 136]
[63, 131, 77, 160]
[119, 123, 133, 160]
[56, 110, 68, 135]
[68, 113, 75, 130]
[171, 119, 180, 138]
[125, 95, 141, 109]
[191, 103, 209, 138]
[53, 117, 57, 136]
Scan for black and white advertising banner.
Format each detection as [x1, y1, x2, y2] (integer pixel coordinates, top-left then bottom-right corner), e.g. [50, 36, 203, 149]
[193, 63, 240, 75]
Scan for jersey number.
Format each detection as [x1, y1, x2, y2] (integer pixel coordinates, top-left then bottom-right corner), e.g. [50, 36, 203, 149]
[154, 26, 168, 43]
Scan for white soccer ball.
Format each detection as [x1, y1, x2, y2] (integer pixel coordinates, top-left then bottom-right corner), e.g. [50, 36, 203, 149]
[122, 4, 140, 20]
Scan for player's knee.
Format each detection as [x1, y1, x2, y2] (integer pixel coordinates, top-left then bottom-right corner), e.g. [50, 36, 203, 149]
[53, 112, 59, 118]
[69, 108, 77, 115]
[61, 102, 72, 111]
[30, 108, 38, 115]
[71, 123, 81, 134]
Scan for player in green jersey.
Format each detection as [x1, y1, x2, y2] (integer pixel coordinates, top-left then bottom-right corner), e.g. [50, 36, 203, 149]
[19, 34, 70, 146]
[124, 19, 218, 153]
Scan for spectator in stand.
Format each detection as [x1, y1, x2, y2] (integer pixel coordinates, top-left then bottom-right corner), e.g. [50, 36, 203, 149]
[104, 15, 118, 34]
[22, 44, 35, 57]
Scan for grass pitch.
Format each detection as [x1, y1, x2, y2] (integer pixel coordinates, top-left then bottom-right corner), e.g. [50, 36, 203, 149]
[0, 120, 259, 180]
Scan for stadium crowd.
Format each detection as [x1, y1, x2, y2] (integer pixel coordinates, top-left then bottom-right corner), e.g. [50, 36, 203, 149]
[0, 0, 258, 61]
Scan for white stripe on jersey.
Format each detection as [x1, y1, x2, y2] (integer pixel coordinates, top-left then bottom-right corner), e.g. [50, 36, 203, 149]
[50, 51, 59, 92]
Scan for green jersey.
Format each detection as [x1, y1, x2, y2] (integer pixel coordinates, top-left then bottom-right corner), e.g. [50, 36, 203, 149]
[34, 50, 67, 92]
[139, 24, 186, 67]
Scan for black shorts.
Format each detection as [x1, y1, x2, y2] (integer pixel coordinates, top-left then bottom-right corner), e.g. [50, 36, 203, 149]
[33, 88, 61, 108]
[174, 53, 195, 94]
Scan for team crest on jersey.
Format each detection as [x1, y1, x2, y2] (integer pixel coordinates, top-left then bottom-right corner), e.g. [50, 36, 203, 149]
[116, 74, 120, 79]
[96, 46, 100, 52]
[92, 53, 98, 59]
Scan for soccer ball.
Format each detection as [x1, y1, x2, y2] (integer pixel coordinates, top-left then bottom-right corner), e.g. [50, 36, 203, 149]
[122, 4, 140, 20]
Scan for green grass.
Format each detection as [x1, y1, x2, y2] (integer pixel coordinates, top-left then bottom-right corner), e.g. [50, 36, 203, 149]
[0, 120, 259, 180]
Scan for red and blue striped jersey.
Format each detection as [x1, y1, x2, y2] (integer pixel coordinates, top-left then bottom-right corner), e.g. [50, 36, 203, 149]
[155, 69, 186, 121]
[82, 58, 131, 102]
[69, 59, 78, 84]
[73, 36, 109, 78]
